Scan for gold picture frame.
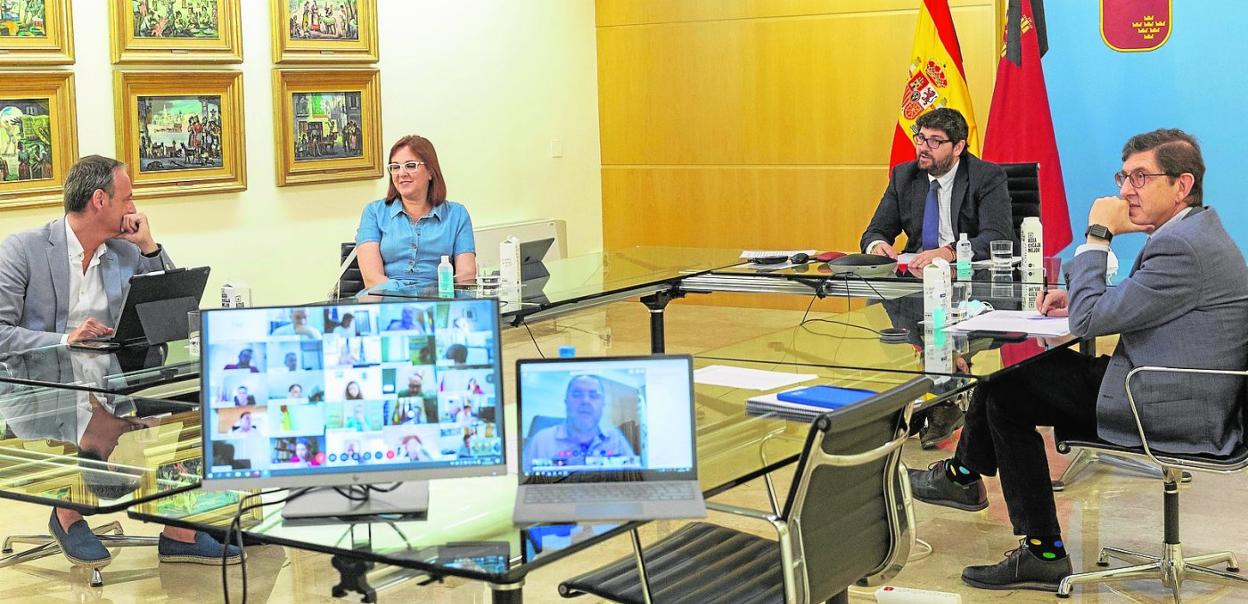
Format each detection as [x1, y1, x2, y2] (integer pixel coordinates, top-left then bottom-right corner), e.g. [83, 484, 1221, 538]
[0, 0, 74, 64]
[115, 70, 246, 198]
[27, 468, 92, 507]
[0, 71, 78, 210]
[271, 0, 378, 64]
[273, 67, 381, 186]
[109, 0, 242, 64]
[136, 444, 259, 525]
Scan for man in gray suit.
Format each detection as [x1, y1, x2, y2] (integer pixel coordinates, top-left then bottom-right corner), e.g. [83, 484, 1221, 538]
[907, 129, 1248, 591]
[0, 154, 171, 352]
[0, 155, 241, 567]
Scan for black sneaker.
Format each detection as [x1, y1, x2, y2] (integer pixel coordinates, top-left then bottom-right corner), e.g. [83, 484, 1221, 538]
[962, 541, 1072, 591]
[919, 402, 965, 449]
[907, 460, 988, 512]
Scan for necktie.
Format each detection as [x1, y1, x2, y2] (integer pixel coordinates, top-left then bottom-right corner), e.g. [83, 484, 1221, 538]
[922, 179, 941, 250]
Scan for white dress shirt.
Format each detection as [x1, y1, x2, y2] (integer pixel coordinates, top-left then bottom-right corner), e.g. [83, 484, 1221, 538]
[929, 159, 959, 247]
[63, 218, 111, 343]
[867, 158, 960, 254]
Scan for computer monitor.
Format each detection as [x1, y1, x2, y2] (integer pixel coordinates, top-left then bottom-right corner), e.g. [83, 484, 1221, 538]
[200, 298, 505, 518]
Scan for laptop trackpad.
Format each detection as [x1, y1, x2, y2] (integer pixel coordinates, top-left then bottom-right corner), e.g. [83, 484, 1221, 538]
[577, 503, 643, 519]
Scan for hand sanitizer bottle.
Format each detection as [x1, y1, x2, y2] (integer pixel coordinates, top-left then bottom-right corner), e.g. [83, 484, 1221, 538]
[437, 255, 454, 298]
[923, 258, 951, 329]
[955, 233, 973, 281]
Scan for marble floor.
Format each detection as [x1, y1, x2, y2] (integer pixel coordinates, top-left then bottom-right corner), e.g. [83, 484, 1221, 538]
[2, 299, 1246, 603]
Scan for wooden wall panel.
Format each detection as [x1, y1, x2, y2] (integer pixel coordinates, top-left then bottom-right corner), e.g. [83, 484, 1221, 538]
[596, 0, 1001, 309]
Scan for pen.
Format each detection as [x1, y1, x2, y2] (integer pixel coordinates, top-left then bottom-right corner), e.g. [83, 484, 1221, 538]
[1038, 273, 1050, 316]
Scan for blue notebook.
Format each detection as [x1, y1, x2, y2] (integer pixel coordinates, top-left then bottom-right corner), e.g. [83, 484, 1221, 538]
[775, 385, 877, 410]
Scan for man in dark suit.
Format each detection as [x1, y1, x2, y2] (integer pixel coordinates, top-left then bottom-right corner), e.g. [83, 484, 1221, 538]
[861, 107, 1015, 448]
[861, 107, 1014, 273]
[908, 129, 1248, 592]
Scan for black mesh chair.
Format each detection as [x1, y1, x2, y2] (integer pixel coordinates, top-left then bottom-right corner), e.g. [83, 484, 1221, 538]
[333, 242, 364, 299]
[1056, 366, 1248, 599]
[557, 377, 931, 604]
[1000, 161, 1040, 241]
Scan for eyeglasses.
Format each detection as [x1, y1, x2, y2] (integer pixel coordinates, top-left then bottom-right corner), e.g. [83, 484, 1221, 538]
[912, 133, 953, 150]
[387, 161, 425, 174]
[1114, 169, 1171, 188]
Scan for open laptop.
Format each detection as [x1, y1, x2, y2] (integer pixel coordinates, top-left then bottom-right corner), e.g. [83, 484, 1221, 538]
[513, 354, 706, 523]
[70, 266, 210, 350]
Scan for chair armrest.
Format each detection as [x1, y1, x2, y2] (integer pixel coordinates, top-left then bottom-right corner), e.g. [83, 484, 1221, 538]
[705, 501, 781, 523]
[1124, 366, 1248, 467]
[817, 429, 908, 467]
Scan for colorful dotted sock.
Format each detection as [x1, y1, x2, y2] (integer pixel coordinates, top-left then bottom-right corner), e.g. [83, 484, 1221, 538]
[1025, 535, 1068, 561]
[944, 458, 981, 485]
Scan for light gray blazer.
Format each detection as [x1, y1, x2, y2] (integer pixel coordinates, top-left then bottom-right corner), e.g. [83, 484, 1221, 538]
[0, 217, 174, 354]
[1066, 207, 1248, 456]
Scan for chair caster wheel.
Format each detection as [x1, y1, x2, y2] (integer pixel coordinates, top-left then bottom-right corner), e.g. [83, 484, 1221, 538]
[1056, 593, 1070, 599]
[1, 548, 11, 555]
[1228, 566, 1240, 573]
[1097, 561, 1109, 567]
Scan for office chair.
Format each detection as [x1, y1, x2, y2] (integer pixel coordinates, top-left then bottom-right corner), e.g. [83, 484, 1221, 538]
[557, 378, 931, 604]
[333, 242, 365, 299]
[999, 162, 1040, 241]
[1056, 366, 1248, 600]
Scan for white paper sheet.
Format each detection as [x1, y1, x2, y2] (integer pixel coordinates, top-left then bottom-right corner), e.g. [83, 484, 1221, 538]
[947, 310, 1070, 336]
[693, 365, 819, 391]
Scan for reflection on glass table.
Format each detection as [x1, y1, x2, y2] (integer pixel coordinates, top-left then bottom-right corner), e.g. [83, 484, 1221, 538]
[128, 357, 959, 602]
[0, 342, 197, 395]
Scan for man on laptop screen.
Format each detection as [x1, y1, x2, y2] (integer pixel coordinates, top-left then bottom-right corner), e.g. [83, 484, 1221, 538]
[524, 374, 638, 472]
[514, 355, 705, 523]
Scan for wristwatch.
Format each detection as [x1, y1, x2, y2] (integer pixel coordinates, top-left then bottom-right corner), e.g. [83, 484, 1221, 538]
[1085, 224, 1113, 243]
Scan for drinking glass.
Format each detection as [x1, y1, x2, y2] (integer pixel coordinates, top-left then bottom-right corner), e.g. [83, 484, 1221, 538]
[990, 240, 1014, 273]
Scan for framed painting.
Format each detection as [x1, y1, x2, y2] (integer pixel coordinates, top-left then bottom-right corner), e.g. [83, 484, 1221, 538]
[109, 0, 242, 64]
[0, 0, 73, 64]
[114, 70, 246, 198]
[273, 68, 380, 186]
[28, 469, 92, 507]
[0, 71, 78, 210]
[271, 0, 377, 63]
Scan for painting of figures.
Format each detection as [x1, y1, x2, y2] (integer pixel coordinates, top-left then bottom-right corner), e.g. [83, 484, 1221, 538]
[292, 91, 362, 161]
[0, 0, 46, 36]
[132, 0, 219, 38]
[287, 0, 357, 41]
[136, 95, 223, 172]
[0, 99, 53, 183]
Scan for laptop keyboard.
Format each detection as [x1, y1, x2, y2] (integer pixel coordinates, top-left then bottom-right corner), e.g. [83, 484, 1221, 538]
[524, 482, 696, 504]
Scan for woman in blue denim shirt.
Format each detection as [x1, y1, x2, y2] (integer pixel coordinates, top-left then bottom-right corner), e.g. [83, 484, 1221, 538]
[356, 135, 476, 290]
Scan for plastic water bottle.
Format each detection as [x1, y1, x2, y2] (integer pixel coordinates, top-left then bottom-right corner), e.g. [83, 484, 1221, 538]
[558, 345, 576, 358]
[1021, 217, 1043, 276]
[437, 255, 454, 298]
[955, 233, 972, 281]
[923, 258, 951, 329]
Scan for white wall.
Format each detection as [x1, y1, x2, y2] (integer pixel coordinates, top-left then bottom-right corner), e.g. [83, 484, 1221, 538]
[0, 0, 602, 304]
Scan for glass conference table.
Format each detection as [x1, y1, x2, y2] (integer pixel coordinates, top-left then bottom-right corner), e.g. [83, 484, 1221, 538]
[0, 380, 201, 586]
[124, 357, 952, 603]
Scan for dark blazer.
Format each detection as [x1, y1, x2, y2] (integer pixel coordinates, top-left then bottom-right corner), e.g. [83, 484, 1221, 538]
[860, 152, 1014, 260]
[1066, 207, 1248, 456]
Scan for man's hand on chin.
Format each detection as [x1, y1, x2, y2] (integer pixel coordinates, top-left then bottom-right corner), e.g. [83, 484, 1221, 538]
[117, 213, 158, 254]
[1088, 196, 1154, 238]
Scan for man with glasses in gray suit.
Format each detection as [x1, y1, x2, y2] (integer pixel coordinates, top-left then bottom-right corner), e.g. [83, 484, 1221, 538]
[908, 129, 1248, 592]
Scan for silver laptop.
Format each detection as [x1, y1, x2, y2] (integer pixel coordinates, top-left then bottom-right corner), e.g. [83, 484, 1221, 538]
[513, 354, 706, 523]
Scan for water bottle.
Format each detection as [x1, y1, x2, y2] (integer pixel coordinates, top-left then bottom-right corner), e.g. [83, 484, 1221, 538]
[955, 233, 972, 281]
[923, 258, 951, 329]
[1021, 217, 1043, 276]
[437, 255, 454, 298]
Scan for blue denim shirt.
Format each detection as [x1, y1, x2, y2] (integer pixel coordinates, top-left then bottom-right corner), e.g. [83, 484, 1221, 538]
[355, 198, 476, 286]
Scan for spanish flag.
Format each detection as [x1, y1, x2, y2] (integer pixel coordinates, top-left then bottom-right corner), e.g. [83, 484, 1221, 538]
[889, 0, 980, 169]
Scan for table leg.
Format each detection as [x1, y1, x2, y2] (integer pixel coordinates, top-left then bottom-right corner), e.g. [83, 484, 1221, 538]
[331, 555, 377, 603]
[641, 289, 683, 354]
[488, 579, 524, 603]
